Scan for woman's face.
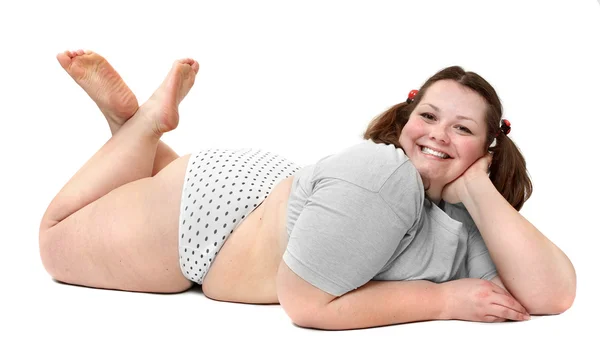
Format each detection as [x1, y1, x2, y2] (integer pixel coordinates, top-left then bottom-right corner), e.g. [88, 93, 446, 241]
[399, 80, 489, 195]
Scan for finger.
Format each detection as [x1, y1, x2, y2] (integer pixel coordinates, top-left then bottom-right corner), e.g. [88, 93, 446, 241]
[482, 315, 506, 323]
[490, 291, 528, 313]
[489, 282, 512, 297]
[488, 281, 521, 304]
[493, 293, 529, 316]
[488, 304, 530, 321]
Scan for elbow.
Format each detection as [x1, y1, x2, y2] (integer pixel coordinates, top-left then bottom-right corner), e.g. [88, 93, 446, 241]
[555, 275, 577, 314]
[286, 306, 340, 330]
[278, 287, 333, 329]
[525, 276, 577, 316]
[279, 297, 329, 329]
[524, 296, 572, 316]
[276, 261, 337, 329]
[278, 294, 318, 328]
[531, 293, 575, 316]
[541, 243, 578, 314]
[550, 267, 577, 315]
[557, 292, 575, 314]
[288, 310, 325, 329]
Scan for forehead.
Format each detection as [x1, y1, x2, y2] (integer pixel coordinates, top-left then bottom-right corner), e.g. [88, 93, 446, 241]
[420, 80, 487, 121]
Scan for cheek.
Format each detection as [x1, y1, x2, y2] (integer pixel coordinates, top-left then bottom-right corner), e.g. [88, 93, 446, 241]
[459, 141, 486, 163]
[402, 119, 424, 140]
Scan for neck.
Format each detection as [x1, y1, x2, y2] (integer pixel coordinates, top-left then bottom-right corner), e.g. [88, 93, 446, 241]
[423, 181, 443, 205]
[426, 190, 442, 205]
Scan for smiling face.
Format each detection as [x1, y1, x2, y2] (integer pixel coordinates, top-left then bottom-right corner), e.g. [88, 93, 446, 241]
[399, 79, 489, 201]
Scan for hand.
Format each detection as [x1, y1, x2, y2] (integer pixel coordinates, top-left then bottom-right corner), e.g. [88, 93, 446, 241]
[439, 278, 530, 322]
[441, 153, 492, 204]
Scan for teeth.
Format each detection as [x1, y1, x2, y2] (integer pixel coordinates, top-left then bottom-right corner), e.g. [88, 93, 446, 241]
[421, 146, 449, 159]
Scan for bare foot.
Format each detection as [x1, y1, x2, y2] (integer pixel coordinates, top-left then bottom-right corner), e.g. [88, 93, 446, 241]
[130, 58, 200, 137]
[57, 49, 138, 133]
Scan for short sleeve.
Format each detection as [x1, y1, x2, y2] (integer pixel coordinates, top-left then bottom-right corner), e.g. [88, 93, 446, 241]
[466, 224, 498, 280]
[283, 178, 416, 297]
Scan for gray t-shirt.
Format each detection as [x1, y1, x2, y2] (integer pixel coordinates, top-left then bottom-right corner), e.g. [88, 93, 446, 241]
[283, 139, 498, 297]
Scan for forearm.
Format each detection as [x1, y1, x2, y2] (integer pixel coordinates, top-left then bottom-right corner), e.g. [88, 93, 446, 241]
[461, 176, 576, 314]
[304, 280, 444, 330]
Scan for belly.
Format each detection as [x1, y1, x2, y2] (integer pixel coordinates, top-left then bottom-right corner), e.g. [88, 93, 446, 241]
[201, 175, 294, 304]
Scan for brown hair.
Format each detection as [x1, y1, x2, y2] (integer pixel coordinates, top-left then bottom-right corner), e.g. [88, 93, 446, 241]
[362, 66, 532, 211]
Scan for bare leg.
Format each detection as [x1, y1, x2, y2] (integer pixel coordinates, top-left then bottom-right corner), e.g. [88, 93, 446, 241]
[57, 49, 179, 175]
[40, 55, 199, 292]
[42, 55, 199, 228]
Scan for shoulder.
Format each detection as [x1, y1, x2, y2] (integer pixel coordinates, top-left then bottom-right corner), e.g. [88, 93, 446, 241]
[344, 140, 424, 202]
[311, 140, 417, 191]
[319, 139, 409, 167]
[308, 140, 424, 220]
[355, 139, 424, 220]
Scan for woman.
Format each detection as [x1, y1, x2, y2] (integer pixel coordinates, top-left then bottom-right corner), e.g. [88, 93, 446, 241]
[39, 49, 576, 331]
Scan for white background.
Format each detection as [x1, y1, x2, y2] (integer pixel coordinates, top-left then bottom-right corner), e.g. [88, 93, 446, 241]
[1, 0, 599, 360]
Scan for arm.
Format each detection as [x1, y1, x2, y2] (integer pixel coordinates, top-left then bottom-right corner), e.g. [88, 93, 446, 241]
[277, 262, 443, 330]
[278, 263, 528, 330]
[317, 280, 444, 330]
[460, 175, 576, 314]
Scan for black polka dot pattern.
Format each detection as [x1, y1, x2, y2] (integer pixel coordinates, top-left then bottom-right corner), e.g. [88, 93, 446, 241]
[178, 148, 302, 284]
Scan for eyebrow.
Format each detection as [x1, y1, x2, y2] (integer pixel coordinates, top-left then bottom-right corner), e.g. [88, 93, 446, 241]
[421, 103, 476, 124]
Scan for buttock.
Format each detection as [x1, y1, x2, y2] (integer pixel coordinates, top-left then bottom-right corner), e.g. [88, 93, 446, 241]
[177, 147, 302, 284]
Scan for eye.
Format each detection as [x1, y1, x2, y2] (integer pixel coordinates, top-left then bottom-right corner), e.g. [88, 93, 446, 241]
[420, 113, 435, 121]
[457, 125, 472, 134]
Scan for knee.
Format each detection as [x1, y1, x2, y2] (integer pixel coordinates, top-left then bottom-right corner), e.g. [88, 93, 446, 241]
[38, 226, 65, 282]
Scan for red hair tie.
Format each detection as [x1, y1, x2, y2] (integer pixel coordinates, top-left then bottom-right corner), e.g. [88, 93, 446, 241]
[406, 89, 418, 104]
[496, 119, 511, 137]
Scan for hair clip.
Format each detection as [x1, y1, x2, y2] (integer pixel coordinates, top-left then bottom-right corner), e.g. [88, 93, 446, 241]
[406, 89, 418, 104]
[496, 118, 511, 136]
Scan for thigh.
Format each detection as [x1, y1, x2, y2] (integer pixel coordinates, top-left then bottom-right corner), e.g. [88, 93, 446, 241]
[40, 154, 193, 293]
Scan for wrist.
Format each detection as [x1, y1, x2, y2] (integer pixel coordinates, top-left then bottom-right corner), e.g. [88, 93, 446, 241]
[437, 282, 453, 320]
[461, 174, 493, 203]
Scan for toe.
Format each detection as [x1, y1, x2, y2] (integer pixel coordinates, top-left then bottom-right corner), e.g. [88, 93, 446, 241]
[191, 60, 199, 73]
[174, 59, 187, 68]
[178, 58, 199, 74]
[56, 52, 73, 69]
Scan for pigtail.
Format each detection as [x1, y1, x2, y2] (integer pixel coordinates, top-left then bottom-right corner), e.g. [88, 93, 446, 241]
[488, 133, 533, 211]
[363, 90, 423, 149]
[363, 66, 533, 211]
[362, 102, 410, 149]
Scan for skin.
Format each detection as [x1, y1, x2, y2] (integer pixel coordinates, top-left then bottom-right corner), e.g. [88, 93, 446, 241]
[39, 50, 199, 293]
[42, 51, 574, 327]
[399, 79, 490, 204]
[398, 79, 576, 316]
[56, 49, 180, 176]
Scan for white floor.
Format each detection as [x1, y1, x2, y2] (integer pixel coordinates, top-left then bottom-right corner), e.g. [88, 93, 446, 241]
[4, 272, 597, 360]
[2, 1, 599, 360]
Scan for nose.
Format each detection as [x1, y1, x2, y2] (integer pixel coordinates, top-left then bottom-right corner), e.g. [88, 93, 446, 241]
[428, 123, 449, 144]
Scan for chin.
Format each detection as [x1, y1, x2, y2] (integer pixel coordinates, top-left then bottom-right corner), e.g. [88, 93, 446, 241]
[416, 169, 453, 190]
[415, 165, 441, 181]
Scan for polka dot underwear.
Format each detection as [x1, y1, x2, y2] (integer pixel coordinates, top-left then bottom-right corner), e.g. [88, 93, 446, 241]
[178, 147, 302, 284]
